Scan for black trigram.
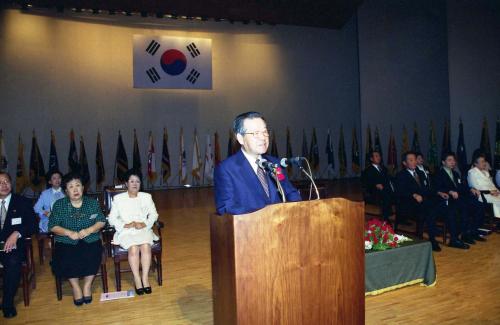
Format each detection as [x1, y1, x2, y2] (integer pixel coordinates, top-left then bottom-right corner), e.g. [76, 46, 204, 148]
[146, 67, 161, 83]
[145, 40, 160, 55]
[186, 69, 200, 84]
[186, 43, 201, 58]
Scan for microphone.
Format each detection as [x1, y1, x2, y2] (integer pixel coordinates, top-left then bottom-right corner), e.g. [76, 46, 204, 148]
[257, 158, 278, 173]
[280, 157, 305, 168]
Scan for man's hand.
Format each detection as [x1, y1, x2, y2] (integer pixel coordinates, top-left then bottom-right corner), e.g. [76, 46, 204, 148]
[413, 194, 423, 203]
[134, 222, 147, 230]
[438, 192, 450, 200]
[470, 188, 480, 198]
[4, 231, 20, 253]
[449, 191, 459, 200]
[376, 184, 384, 190]
[123, 222, 136, 229]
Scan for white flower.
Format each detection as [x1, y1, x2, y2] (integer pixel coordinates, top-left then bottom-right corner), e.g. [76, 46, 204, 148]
[365, 241, 372, 250]
[395, 234, 412, 243]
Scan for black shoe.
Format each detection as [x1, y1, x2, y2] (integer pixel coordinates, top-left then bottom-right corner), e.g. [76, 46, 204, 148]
[473, 234, 487, 242]
[83, 296, 92, 304]
[73, 298, 84, 306]
[3, 307, 17, 318]
[449, 241, 470, 249]
[135, 287, 145, 295]
[461, 236, 476, 245]
[431, 241, 441, 252]
[144, 287, 152, 294]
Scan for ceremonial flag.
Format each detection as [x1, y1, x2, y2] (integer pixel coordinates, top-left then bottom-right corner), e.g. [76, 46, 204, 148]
[96, 131, 105, 189]
[365, 125, 373, 168]
[427, 122, 438, 174]
[48, 130, 59, 172]
[286, 127, 293, 176]
[227, 129, 235, 158]
[387, 126, 397, 176]
[191, 129, 202, 184]
[161, 128, 171, 185]
[351, 127, 361, 175]
[456, 119, 468, 176]
[15, 135, 29, 194]
[309, 128, 319, 171]
[270, 130, 279, 157]
[79, 136, 90, 188]
[147, 131, 158, 185]
[411, 123, 421, 153]
[203, 134, 214, 185]
[68, 129, 79, 173]
[179, 128, 188, 185]
[326, 129, 335, 173]
[301, 129, 308, 158]
[133, 129, 142, 179]
[494, 118, 500, 170]
[214, 131, 222, 166]
[401, 125, 410, 154]
[133, 35, 212, 89]
[29, 130, 45, 191]
[0, 130, 7, 172]
[441, 120, 451, 158]
[479, 117, 492, 164]
[115, 131, 128, 182]
[338, 126, 347, 178]
[374, 127, 383, 164]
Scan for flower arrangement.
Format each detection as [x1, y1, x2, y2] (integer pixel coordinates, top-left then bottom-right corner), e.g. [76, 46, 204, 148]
[364, 218, 408, 251]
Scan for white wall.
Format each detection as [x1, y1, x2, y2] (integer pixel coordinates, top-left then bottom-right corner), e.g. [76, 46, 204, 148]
[0, 9, 361, 190]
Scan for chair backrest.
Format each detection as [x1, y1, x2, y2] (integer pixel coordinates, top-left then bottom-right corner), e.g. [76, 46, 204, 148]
[103, 186, 127, 213]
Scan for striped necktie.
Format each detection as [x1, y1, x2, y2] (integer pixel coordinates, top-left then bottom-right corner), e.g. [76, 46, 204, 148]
[256, 164, 270, 198]
[0, 200, 6, 230]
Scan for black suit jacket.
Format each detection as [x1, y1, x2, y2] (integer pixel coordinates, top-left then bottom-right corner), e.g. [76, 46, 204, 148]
[0, 194, 36, 248]
[395, 168, 434, 216]
[362, 164, 393, 197]
[434, 168, 467, 194]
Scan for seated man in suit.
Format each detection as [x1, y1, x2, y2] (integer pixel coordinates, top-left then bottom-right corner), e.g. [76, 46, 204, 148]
[416, 152, 432, 183]
[214, 111, 301, 215]
[0, 172, 36, 318]
[361, 150, 394, 222]
[434, 152, 479, 249]
[395, 151, 441, 251]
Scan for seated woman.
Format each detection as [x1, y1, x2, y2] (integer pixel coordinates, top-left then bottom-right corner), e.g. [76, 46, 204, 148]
[108, 169, 159, 295]
[467, 153, 500, 219]
[49, 173, 106, 306]
[34, 170, 65, 233]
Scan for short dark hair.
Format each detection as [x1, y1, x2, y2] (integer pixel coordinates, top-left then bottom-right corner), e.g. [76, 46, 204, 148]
[124, 169, 142, 183]
[441, 151, 456, 162]
[369, 150, 381, 159]
[401, 151, 417, 162]
[471, 150, 486, 165]
[233, 111, 266, 135]
[0, 172, 12, 183]
[415, 152, 424, 158]
[46, 169, 62, 181]
[62, 172, 83, 191]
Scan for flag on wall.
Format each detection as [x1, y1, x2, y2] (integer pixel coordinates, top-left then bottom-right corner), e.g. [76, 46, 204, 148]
[133, 129, 142, 179]
[29, 130, 45, 191]
[133, 35, 212, 89]
[286, 127, 293, 176]
[411, 123, 421, 153]
[301, 129, 308, 159]
[365, 125, 373, 168]
[79, 136, 90, 188]
[401, 125, 410, 154]
[48, 130, 59, 172]
[96, 131, 105, 189]
[270, 131, 279, 157]
[309, 128, 319, 172]
[191, 129, 202, 184]
[374, 127, 383, 164]
[387, 126, 397, 176]
[115, 131, 128, 182]
[179, 128, 188, 185]
[16, 135, 29, 194]
[68, 129, 79, 173]
[495, 118, 500, 170]
[338, 126, 347, 178]
[479, 117, 492, 164]
[214, 131, 222, 166]
[227, 129, 240, 158]
[427, 122, 438, 174]
[203, 134, 214, 185]
[456, 119, 468, 176]
[441, 120, 451, 158]
[351, 127, 360, 175]
[161, 128, 171, 185]
[326, 129, 335, 175]
[147, 131, 158, 185]
[0, 130, 7, 172]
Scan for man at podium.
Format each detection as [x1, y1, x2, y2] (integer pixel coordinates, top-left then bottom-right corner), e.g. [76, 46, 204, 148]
[214, 111, 301, 215]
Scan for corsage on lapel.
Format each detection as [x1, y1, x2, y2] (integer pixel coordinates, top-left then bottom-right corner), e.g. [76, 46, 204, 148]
[276, 167, 285, 181]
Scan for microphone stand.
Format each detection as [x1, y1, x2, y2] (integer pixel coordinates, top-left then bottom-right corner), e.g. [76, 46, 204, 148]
[298, 158, 320, 200]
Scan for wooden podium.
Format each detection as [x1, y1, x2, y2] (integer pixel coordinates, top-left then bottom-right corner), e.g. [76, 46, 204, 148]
[210, 198, 365, 325]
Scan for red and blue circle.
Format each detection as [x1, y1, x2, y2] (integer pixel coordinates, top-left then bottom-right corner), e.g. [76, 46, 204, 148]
[160, 49, 187, 76]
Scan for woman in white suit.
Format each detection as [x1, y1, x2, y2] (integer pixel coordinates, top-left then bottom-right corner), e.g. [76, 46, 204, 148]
[467, 153, 500, 218]
[108, 170, 159, 295]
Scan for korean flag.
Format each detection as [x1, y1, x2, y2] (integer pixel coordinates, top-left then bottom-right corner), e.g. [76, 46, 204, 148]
[133, 35, 212, 89]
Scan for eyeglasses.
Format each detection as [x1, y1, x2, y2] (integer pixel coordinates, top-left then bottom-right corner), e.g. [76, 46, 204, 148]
[242, 129, 271, 138]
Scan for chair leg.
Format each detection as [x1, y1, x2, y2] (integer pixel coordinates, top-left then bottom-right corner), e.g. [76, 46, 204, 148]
[156, 254, 163, 286]
[38, 239, 44, 265]
[101, 264, 109, 293]
[56, 276, 63, 301]
[22, 268, 29, 306]
[114, 260, 121, 292]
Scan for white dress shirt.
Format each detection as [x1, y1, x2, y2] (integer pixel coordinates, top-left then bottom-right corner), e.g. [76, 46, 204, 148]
[241, 148, 263, 175]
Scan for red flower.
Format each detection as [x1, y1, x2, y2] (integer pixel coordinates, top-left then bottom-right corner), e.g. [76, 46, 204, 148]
[276, 167, 285, 181]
